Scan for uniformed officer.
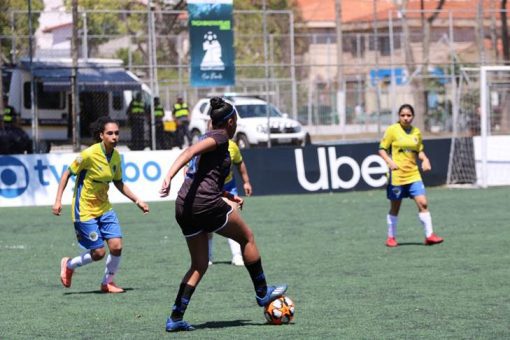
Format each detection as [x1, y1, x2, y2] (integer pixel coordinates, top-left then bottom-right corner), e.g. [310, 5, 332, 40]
[127, 92, 147, 150]
[172, 96, 192, 148]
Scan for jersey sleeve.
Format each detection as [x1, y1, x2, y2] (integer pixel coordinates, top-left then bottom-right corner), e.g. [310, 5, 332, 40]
[229, 141, 243, 164]
[68, 150, 90, 175]
[416, 128, 424, 153]
[379, 125, 394, 151]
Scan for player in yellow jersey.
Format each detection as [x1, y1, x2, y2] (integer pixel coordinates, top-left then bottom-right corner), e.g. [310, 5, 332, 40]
[208, 139, 252, 266]
[52, 116, 149, 293]
[378, 104, 443, 247]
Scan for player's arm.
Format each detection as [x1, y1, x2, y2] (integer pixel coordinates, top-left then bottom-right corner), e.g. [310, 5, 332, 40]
[160, 136, 217, 197]
[378, 148, 398, 170]
[222, 191, 244, 210]
[418, 151, 431, 172]
[113, 180, 149, 214]
[236, 161, 252, 196]
[52, 169, 72, 216]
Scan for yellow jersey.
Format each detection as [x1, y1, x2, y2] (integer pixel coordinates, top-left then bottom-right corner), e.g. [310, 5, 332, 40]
[68, 143, 122, 222]
[379, 123, 423, 186]
[224, 140, 242, 185]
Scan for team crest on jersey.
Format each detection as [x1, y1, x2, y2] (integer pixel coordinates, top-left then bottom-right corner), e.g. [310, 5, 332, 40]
[413, 137, 418, 144]
[89, 231, 99, 241]
[72, 155, 83, 167]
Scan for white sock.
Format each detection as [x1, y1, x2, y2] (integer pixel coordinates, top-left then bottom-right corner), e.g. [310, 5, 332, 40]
[227, 238, 242, 258]
[102, 254, 121, 285]
[68, 251, 93, 270]
[418, 211, 434, 237]
[387, 214, 398, 238]
[208, 236, 214, 262]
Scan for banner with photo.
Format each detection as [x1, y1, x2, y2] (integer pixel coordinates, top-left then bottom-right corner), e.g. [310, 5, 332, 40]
[187, 0, 235, 87]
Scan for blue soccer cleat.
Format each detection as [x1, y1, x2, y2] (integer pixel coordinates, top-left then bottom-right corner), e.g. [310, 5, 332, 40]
[165, 317, 195, 332]
[256, 284, 288, 307]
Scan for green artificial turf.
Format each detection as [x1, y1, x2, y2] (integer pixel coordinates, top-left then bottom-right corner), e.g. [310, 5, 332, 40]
[1, 187, 509, 338]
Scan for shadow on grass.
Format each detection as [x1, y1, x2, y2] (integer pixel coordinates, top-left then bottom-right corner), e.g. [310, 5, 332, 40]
[63, 287, 134, 295]
[396, 242, 426, 246]
[193, 319, 261, 329]
[210, 260, 234, 265]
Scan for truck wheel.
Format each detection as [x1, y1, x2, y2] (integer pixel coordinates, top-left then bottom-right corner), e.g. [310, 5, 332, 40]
[303, 133, 311, 146]
[236, 134, 250, 149]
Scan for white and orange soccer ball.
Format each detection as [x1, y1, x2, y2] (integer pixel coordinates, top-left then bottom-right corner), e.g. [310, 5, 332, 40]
[264, 295, 295, 325]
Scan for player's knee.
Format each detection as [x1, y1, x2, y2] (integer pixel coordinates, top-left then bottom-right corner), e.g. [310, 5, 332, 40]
[192, 261, 209, 275]
[91, 248, 106, 261]
[109, 248, 122, 256]
[242, 228, 255, 246]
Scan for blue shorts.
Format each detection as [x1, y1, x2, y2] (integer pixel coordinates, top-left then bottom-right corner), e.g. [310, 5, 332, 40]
[73, 210, 122, 250]
[223, 180, 238, 196]
[387, 181, 426, 200]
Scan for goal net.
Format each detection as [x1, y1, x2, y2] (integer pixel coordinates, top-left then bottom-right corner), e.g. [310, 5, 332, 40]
[448, 66, 510, 187]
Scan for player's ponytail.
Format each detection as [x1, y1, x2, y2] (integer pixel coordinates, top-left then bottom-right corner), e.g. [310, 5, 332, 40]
[210, 97, 236, 128]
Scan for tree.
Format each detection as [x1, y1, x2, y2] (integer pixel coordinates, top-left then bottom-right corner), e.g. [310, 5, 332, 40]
[64, 0, 146, 59]
[398, 0, 446, 130]
[0, 0, 43, 63]
[233, 0, 304, 79]
[0, 0, 43, 115]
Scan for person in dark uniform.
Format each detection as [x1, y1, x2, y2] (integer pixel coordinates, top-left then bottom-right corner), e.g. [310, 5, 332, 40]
[2, 95, 18, 128]
[159, 97, 287, 332]
[127, 92, 147, 150]
[153, 97, 165, 150]
[172, 96, 192, 148]
[1, 95, 32, 154]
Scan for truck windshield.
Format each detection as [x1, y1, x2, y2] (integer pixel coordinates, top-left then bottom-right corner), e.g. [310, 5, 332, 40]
[236, 104, 282, 118]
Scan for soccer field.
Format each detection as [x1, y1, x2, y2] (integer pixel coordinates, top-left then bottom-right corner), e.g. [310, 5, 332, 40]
[1, 187, 509, 338]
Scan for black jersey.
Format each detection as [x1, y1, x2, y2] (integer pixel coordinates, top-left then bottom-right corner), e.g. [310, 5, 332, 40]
[177, 129, 230, 206]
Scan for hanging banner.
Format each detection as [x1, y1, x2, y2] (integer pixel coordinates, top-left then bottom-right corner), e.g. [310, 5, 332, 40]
[188, 0, 235, 87]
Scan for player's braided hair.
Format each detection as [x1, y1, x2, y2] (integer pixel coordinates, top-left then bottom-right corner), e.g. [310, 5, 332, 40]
[91, 116, 119, 142]
[210, 96, 235, 128]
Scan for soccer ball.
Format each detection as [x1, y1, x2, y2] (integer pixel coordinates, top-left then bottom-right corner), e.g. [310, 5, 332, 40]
[264, 295, 295, 325]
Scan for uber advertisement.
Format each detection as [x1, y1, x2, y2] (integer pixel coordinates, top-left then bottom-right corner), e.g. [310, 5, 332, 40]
[238, 139, 451, 196]
[0, 140, 450, 207]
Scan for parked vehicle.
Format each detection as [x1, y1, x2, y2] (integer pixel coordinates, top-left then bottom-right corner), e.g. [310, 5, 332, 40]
[5, 57, 147, 152]
[189, 95, 310, 148]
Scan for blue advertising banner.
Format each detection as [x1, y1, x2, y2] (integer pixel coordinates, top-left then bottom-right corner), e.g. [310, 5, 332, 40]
[187, 0, 235, 87]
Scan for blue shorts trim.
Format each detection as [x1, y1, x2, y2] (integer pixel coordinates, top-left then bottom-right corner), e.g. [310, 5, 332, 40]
[387, 181, 426, 200]
[223, 180, 238, 196]
[73, 210, 122, 250]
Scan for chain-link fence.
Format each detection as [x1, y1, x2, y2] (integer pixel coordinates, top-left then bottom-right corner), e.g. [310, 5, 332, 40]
[1, 6, 509, 151]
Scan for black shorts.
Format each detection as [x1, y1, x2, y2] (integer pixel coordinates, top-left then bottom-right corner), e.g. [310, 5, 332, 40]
[175, 198, 233, 238]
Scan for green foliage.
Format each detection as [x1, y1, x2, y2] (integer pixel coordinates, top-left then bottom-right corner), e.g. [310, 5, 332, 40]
[0, 0, 43, 61]
[114, 47, 144, 66]
[233, 0, 303, 80]
[1, 187, 510, 338]
[64, 0, 147, 56]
